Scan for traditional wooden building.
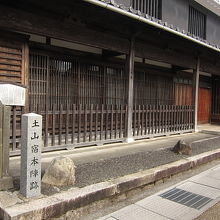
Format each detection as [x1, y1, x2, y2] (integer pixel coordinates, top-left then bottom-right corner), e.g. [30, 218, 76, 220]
[0, 0, 220, 155]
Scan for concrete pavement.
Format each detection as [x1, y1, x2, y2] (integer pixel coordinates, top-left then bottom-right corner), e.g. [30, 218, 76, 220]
[98, 163, 220, 220]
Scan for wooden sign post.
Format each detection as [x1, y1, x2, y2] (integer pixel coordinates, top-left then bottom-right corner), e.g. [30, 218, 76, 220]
[0, 102, 13, 190]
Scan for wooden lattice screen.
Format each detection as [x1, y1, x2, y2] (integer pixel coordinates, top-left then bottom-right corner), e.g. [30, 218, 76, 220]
[29, 52, 128, 111]
[9, 49, 194, 154]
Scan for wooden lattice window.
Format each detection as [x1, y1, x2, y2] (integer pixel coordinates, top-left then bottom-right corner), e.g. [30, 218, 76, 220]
[29, 52, 128, 111]
[188, 6, 206, 39]
[134, 70, 174, 105]
[131, 0, 162, 19]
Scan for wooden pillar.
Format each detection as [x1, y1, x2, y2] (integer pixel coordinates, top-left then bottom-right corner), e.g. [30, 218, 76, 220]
[192, 57, 200, 132]
[22, 42, 30, 113]
[0, 102, 13, 190]
[125, 37, 135, 143]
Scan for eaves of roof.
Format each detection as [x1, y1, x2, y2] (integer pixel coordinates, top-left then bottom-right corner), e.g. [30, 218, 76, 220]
[194, 0, 220, 17]
[84, 0, 220, 54]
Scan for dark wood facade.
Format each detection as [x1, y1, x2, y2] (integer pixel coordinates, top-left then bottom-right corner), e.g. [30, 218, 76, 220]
[0, 0, 219, 154]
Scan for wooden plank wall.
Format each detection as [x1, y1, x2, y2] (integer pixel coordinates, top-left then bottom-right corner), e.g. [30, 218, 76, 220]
[0, 39, 23, 84]
[198, 88, 211, 124]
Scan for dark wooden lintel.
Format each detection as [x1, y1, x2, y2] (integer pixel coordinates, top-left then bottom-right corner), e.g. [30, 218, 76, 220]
[171, 65, 191, 72]
[0, 5, 130, 54]
[135, 41, 197, 70]
[102, 50, 123, 59]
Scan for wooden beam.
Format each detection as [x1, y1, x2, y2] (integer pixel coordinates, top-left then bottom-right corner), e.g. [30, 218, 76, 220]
[135, 41, 197, 70]
[192, 57, 200, 131]
[171, 65, 191, 72]
[200, 57, 220, 75]
[1, 4, 219, 75]
[125, 37, 135, 143]
[102, 50, 123, 59]
[0, 5, 129, 54]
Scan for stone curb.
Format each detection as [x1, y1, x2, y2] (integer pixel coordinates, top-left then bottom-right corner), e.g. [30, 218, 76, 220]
[2, 148, 220, 220]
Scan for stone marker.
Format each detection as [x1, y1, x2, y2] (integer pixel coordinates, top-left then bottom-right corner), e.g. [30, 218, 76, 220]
[20, 113, 42, 198]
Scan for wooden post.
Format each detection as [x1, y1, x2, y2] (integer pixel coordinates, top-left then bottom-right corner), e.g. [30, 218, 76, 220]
[0, 102, 13, 190]
[0, 104, 3, 178]
[192, 57, 200, 132]
[125, 37, 135, 143]
[22, 42, 30, 113]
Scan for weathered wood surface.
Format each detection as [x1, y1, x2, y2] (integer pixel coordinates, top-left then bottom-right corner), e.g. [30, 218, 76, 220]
[198, 88, 211, 124]
[192, 57, 200, 130]
[0, 5, 129, 54]
[10, 104, 193, 155]
[0, 4, 219, 74]
[125, 37, 135, 141]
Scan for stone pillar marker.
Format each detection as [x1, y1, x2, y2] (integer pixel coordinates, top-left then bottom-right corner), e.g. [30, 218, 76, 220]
[20, 113, 42, 198]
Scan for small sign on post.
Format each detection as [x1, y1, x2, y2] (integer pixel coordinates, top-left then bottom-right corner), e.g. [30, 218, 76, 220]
[0, 84, 26, 191]
[20, 113, 42, 198]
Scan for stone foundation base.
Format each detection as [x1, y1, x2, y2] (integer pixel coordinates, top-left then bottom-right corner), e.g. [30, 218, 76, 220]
[124, 138, 134, 143]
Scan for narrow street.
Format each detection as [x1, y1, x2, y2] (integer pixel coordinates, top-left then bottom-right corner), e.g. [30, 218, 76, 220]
[1, 0, 220, 219]
[98, 162, 220, 220]
[78, 160, 220, 220]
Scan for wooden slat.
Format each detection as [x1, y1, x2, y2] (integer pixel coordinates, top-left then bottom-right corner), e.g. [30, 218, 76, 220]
[0, 58, 21, 66]
[0, 70, 21, 76]
[95, 104, 98, 141]
[110, 104, 113, 139]
[148, 105, 151, 135]
[59, 104, 63, 145]
[89, 104, 93, 142]
[144, 105, 147, 135]
[120, 104, 123, 138]
[0, 64, 21, 72]
[134, 105, 137, 136]
[0, 52, 22, 61]
[52, 104, 55, 146]
[78, 104, 82, 143]
[44, 103, 49, 147]
[65, 104, 69, 144]
[105, 104, 108, 140]
[84, 104, 87, 142]
[0, 46, 22, 55]
[137, 105, 141, 136]
[115, 105, 118, 139]
[101, 104, 104, 141]
[72, 104, 76, 144]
